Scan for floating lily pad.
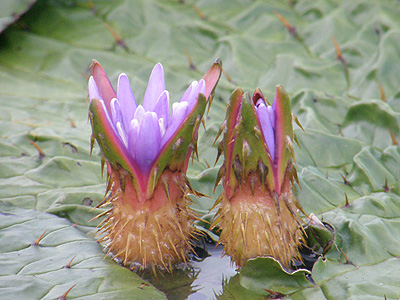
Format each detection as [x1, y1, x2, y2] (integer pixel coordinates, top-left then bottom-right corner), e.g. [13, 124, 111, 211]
[1, 0, 400, 299]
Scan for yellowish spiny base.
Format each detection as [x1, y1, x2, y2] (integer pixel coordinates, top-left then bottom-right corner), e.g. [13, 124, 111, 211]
[97, 169, 196, 271]
[214, 173, 302, 268]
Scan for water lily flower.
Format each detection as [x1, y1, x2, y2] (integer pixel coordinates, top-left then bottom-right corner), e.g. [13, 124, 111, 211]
[212, 86, 304, 268]
[88, 60, 221, 270]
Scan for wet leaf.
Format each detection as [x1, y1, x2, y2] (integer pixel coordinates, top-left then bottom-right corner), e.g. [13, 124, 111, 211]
[1, 0, 400, 299]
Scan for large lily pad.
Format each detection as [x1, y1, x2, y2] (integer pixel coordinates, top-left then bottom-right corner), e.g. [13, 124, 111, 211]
[1, 0, 400, 299]
[0, 0, 37, 33]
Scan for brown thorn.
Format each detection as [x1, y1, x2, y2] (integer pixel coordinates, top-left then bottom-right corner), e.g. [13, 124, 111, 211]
[57, 284, 76, 300]
[111, 247, 126, 261]
[214, 142, 224, 167]
[26, 137, 45, 158]
[201, 117, 207, 132]
[283, 195, 303, 226]
[340, 248, 353, 265]
[331, 35, 346, 65]
[210, 194, 224, 212]
[294, 199, 308, 217]
[383, 178, 391, 193]
[340, 173, 350, 186]
[387, 127, 398, 145]
[151, 263, 158, 279]
[377, 80, 386, 102]
[344, 193, 350, 207]
[294, 134, 301, 149]
[168, 236, 180, 259]
[162, 177, 171, 204]
[68, 117, 76, 128]
[94, 190, 120, 210]
[222, 68, 235, 84]
[213, 119, 225, 145]
[105, 177, 114, 196]
[193, 140, 199, 161]
[96, 217, 110, 228]
[274, 10, 297, 38]
[102, 21, 127, 50]
[100, 156, 106, 179]
[32, 230, 47, 246]
[123, 233, 132, 265]
[89, 209, 111, 222]
[204, 159, 210, 169]
[154, 232, 168, 270]
[182, 174, 196, 195]
[293, 113, 305, 132]
[191, 4, 206, 20]
[292, 165, 301, 188]
[184, 50, 196, 71]
[214, 166, 225, 192]
[64, 256, 76, 269]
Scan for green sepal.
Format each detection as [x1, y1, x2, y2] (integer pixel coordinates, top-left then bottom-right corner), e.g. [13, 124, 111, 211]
[236, 93, 275, 189]
[274, 85, 294, 194]
[147, 94, 208, 195]
[222, 88, 275, 196]
[89, 98, 145, 196]
[221, 87, 244, 197]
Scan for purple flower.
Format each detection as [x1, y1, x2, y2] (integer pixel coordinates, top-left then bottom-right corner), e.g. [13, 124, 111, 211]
[88, 62, 207, 174]
[254, 93, 277, 162]
[87, 60, 222, 269]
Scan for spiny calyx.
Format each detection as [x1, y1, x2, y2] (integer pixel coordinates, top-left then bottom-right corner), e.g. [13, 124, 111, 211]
[95, 168, 198, 272]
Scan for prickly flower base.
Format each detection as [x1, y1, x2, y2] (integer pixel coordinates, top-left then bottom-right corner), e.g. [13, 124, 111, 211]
[213, 86, 304, 269]
[97, 169, 195, 271]
[215, 172, 302, 268]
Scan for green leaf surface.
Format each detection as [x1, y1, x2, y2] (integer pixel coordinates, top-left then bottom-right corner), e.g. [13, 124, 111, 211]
[1, 0, 400, 299]
[0, 0, 37, 33]
[240, 258, 313, 294]
[0, 201, 166, 300]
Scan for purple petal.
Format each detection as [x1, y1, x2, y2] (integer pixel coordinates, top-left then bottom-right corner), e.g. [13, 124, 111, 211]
[143, 63, 165, 112]
[97, 99, 122, 143]
[135, 112, 161, 173]
[179, 81, 194, 103]
[267, 105, 275, 129]
[110, 98, 123, 126]
[153, 90, 170, 124]
[117, 73, 137, 130]
[88, 76, 101, 102]
[116, 122, 128, 148]
[191, 79, 205, 112]
[256, 103, 275, 161]
[161, 101, 188, 148]
[255, 99, 264, 108]
[180, 79, 205, 114]
[134, 105, 145, 124]
[159, 118, 166, 136]
[128, 119, 140, 157]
